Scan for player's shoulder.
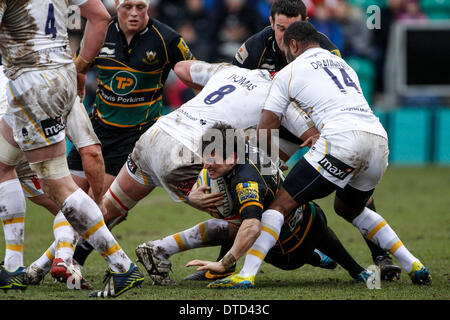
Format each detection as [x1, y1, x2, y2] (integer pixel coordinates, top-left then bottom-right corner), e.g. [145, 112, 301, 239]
[150, 18, 181, 42]
[230, 163, 263, 188]
[245, 26, 274, 51]
[317, 31, 341, 57]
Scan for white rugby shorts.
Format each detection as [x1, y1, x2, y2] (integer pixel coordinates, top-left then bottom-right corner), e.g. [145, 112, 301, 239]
[303, 130, 389, 191]
[126, 124, 203, 202]
[6, 64, 77, 151]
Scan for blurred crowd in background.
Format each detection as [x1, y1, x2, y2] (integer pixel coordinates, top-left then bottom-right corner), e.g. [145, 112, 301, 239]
[68, 0, 449, 111]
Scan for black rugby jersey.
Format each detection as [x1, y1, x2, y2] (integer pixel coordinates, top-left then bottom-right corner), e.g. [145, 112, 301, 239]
[91, 17, 195, 128]
[232, 26, 341, 73]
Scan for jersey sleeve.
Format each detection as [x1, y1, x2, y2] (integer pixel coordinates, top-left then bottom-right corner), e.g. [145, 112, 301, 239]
[318, 31, 342, 57]
[281, 102, 315, 139]
[232, 33, 265, 69]
[190, 62, 233, 87]
[263, 66, 293, 118]
[0, 1, 6, 24]
[167, 36, 195, 69]
[69, 0, 88, 6]
[233, 181, 265, 221]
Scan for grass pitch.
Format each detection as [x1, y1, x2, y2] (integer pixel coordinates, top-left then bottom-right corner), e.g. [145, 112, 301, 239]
[0, 166, 449, 301]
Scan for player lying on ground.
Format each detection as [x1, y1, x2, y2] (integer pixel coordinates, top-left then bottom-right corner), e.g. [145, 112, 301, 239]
[136, 124, 375, 288]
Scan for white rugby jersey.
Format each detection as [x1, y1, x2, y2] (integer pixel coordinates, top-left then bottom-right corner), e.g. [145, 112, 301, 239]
[264, 47, 387, 139]
[158, 64, 278, 155]
[0, 0, 87, 79]
[0, 65, 7, 115]
[157, 63, 272, 154]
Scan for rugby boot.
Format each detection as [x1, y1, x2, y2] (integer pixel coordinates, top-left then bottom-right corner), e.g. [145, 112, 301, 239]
[408, 261, 431, 285]
[26, 263, 48, 285]
[50, 258, 92, 290]
[0, 265, 27, 292]
[313, 249, 337, 270]
[207, 274, 255, 289]
[374, 254, 401, 281]
[88, 263, 144, 298]
[135, 241, 175, 285]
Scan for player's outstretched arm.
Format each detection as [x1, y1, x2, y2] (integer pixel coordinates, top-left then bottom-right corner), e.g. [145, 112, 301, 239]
[186, 218, 261, 273]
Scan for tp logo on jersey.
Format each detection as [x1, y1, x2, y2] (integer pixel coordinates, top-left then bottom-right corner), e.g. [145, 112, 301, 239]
[111, 71, 137, 95]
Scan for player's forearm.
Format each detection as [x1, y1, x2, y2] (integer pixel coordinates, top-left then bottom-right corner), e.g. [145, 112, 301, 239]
[79, 145, 105, 204]
[174, 60, 204, 91]
[257, 110, 282, 156]
[78, 20, 108, 63]
[226, 218, 261, 265]
[77, 0, 110, 69]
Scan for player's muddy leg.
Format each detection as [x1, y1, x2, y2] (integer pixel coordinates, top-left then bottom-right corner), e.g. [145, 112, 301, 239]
[316, 226, 365, 279]
[73, 164, 153, 266]
[335, 195, 431, 284]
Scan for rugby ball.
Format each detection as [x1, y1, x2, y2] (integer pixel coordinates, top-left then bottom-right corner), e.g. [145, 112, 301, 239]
[196, 169, 234, 219]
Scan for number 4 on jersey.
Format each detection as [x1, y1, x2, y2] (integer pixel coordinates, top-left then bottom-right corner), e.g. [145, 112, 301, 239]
[45, 3, 57, 39]
[323, 67, 361, 94]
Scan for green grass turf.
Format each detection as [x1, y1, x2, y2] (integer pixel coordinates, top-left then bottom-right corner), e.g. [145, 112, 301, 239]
[0, 166, 449, 300]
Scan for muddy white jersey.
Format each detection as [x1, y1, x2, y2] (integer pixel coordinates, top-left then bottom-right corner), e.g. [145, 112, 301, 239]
[0, 0, 87, 79]
[264, 47, 387, 139]
[0, 65, 7, 115]
[157, 63, 274, 154]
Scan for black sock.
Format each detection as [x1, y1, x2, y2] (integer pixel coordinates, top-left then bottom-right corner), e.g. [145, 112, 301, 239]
[317, 227, 364, 279]
[73, 239, 94, 266]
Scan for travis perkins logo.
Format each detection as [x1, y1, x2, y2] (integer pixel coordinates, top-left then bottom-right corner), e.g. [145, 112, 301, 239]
[319, 154, 354, 180]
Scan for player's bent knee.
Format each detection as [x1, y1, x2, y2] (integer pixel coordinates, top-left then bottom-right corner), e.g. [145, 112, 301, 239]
[268, 188, 298, 216]
[29, 155, 70, 180]
[334, 196, 362, 222]
[0, 133, 24, 166]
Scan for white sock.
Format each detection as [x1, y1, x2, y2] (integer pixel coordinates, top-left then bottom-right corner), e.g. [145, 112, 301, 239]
[53, 211, 78, 264]
[152, 219, 230, 260]
[238, 209, 284, 278]
[0, 179, 26, 271]
[61, 188, 131, 273]
[32, 241, 56, 273]
[352, 207, 419, 272]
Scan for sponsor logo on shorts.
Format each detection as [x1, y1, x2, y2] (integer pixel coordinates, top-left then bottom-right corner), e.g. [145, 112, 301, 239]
[126, 155, 138, 174]
[318, 154, 354, 180]
[41, 117, 65, 138]
[236, 181, 259, 204]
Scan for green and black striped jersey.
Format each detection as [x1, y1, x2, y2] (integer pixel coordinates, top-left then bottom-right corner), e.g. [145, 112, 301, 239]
[91, 17, 195, 128]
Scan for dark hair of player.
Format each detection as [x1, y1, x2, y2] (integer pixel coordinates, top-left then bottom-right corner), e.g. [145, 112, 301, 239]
[270, 0, 307, 20]
[283, 21, 321, 48]
[201, 123, 246, 161]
